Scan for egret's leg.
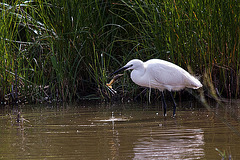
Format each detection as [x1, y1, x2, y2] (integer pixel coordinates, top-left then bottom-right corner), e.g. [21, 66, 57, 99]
[161, 91, 167, 116]
[170, 92, 177, 117]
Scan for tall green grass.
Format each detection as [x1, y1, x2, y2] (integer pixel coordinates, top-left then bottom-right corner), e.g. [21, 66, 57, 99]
[0, 0, 240, 103]
[112, 0, 240, 99]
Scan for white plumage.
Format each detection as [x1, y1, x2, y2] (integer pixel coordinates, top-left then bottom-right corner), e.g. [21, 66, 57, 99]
[125, 59, 202, 91]
[111, 59, 202, 116]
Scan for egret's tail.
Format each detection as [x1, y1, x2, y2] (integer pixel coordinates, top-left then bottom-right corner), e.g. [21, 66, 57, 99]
[187, 75, 203, 89]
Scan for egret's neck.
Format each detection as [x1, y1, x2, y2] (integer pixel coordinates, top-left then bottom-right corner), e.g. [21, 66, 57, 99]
[130, 66, 146, 86]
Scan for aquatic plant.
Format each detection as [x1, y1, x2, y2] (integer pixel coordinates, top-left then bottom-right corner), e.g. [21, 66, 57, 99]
[215, 148, 232, 160]
[0, 0, 240, 103]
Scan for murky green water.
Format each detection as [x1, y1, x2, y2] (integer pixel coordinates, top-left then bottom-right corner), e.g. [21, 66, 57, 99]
[0, 101, 240, 159]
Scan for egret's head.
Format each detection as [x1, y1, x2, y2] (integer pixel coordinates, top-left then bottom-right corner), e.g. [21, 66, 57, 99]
[124, 59, 143, 70]
[110, 59, 143, 76]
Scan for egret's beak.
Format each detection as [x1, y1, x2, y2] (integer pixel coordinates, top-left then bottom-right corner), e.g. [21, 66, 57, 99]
[110, 64, 133, 77]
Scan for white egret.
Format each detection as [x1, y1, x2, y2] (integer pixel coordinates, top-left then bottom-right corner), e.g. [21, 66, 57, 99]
[110, 59, 202, 116]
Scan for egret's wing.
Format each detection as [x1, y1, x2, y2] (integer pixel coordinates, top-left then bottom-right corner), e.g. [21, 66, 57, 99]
[146, 62, 186, 90]
[144, 59, 202, 90]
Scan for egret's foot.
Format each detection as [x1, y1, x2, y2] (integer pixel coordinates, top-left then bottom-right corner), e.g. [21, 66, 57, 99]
[172, 114, 176, 118]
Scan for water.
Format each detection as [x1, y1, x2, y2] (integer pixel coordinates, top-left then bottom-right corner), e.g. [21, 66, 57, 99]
[0, 101, 240, 159]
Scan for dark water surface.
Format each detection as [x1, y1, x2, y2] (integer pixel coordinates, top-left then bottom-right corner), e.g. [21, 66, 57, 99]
[0, 101, 240, 159]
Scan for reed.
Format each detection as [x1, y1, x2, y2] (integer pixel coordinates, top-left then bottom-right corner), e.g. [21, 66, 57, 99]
[113, 0, 240, 99]
[0, 0, 240, 103]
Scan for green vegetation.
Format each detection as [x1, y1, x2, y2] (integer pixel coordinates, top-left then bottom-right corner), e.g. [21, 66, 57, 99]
[215, 148, 232, 160]
[0, 0, 240, 103]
